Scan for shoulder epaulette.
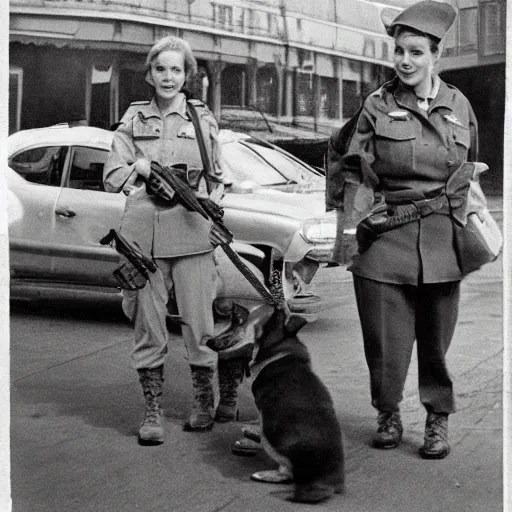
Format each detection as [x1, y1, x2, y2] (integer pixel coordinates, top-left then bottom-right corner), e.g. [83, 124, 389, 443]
[118, 101, 151, 125]
[187, 99, 205, 107]
[369, 78, 397, 100]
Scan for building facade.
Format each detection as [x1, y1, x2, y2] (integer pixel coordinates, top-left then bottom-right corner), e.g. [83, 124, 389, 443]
[438, 0, 506, 193]
[9, 0, 506, 187]
[9, 0, 397, 136]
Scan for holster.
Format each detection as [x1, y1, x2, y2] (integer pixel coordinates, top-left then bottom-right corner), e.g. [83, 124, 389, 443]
[355, 194, 450, 254]
[99, 229, 157, 291]
[113, 258, 148, 291]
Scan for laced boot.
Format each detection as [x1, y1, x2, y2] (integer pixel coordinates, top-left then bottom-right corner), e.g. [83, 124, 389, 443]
[419, 412, 450, 459]
[372, 411, 403, 449]
[214, 359, 245, 422]
[137, 365, 165, 446]
[183, 365, 215, 432]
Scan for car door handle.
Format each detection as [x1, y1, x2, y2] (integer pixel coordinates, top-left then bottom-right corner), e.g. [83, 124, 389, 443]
[55, 207, 76, 218]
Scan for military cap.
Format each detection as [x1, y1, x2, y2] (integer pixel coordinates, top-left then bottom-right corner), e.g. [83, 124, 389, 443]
[383, 1, 457, 42]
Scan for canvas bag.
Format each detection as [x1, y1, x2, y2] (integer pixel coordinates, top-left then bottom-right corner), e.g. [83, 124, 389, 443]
[447, 162, 503, 274]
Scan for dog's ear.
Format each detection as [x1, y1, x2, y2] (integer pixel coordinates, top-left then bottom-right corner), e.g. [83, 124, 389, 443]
[284, 314, 308, 336]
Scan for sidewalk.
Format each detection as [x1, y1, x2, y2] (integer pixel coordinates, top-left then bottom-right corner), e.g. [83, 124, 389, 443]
[9, 198, 504, 512]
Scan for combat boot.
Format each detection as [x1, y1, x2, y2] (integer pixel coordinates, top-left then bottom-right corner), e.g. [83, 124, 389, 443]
[372, 411, 403, 449]
[419, 412, 450, 459]
[214, 359, 245, 422]
[183, 365, 215, 431]
[137, 365, 165, 445]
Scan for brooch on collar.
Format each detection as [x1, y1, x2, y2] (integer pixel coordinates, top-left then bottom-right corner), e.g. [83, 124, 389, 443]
[443, 114, 465, 128]
[388, 111, 409, 120]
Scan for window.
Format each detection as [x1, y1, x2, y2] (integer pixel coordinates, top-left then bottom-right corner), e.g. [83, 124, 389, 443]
[9, 146, 66, 186]
[221, 140, 316, 186]
[215, 5, 233, 29]
[295, 72, 314, 117]
[256, 67, 278, 116]
[382, 42, 389, 61]
[342, 80, 360, 119]
[9, 68, 23, 134]
[237, 7, 245, 32]
[119, 67, 151, 121]
[318, 77, 339, 119]
[459, 8, 478, 54]
[221, 65, 246, 106]
[267, 13, 277, 34]
[90, 64, 114, 129]
[480, 1, 506, 56]
[67, 146, 109, 191]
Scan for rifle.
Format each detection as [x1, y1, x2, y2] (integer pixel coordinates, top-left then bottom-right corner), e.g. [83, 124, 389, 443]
[100, 229, 157, 290]
[146, 161, 280, 306]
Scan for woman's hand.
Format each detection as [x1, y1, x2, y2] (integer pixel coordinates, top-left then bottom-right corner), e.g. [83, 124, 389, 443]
[134, 158, 151, 179]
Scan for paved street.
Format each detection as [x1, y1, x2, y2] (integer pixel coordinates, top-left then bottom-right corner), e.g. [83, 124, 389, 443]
[9, 201, 504, 512]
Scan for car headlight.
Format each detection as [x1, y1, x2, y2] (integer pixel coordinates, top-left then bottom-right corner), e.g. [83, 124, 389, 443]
[299, 212, 337, 244]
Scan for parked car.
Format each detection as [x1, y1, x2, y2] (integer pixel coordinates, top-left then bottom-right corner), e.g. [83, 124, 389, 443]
[7, 124, 337, 318]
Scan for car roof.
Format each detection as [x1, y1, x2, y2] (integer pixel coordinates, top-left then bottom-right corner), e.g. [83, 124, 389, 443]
[7, 125, 302, 162]
[8, 124, 114, 157]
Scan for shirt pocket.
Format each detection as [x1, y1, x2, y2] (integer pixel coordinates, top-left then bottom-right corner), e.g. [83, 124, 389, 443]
[132, 116, 162, 161]
[133, 116, 161, 140]
[374, 117, 416, 173]
[451, 125, 470, 150]
[177, 120, 197, 139]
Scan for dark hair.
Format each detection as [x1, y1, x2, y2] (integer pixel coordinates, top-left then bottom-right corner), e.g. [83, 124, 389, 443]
[392, 25, 440, 54]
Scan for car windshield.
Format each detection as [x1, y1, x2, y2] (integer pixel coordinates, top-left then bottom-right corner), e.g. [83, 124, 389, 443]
[221, 139, 316, 186]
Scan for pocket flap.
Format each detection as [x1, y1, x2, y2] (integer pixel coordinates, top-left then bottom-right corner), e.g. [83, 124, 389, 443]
[133, 116, 161, 139]
[375, 118, 416, 141]
[452, 126, 470, 148]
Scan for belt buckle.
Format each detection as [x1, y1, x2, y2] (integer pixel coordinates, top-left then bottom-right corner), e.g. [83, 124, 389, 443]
[413, 195, 444, 216]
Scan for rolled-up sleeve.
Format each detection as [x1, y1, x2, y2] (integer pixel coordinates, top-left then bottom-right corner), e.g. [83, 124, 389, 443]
[103, 124, 137, 193]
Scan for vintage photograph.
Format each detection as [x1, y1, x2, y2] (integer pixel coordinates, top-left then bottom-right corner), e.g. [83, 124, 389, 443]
[3, 0, 507, 510]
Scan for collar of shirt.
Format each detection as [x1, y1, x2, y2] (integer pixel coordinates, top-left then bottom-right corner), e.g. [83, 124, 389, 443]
[148, 93, 189, 120]
[416, 75, 441, 111]
[392, 75, 450, 114]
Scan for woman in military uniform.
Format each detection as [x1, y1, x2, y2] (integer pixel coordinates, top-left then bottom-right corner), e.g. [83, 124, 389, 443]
[327, 1, 478, 459]
[104, 36, 245, 445]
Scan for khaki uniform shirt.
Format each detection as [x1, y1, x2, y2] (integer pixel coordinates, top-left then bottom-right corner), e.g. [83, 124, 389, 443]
[104, 94, 225, 258]
[329, 77, 479, 285]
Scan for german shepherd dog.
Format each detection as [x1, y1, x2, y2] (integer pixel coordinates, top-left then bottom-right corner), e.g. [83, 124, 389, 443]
[250, 306, 345, 504]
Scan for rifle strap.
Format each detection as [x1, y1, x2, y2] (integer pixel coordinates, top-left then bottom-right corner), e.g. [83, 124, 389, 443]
[186, 101, 215, 193]
[221, 243, 281, 306]
[186, 101, 282, 307]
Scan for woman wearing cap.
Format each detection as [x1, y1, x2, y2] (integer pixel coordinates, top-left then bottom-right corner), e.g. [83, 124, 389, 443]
[327, 1, 478, 459]
[104, 36, 247, 445]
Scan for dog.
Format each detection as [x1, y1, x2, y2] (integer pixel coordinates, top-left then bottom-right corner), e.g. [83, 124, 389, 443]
[249, 306, 345, 504]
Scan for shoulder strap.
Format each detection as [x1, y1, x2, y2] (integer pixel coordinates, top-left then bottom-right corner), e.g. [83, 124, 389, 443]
[118, 101, 150, 126]
[186, 101, 215, 192]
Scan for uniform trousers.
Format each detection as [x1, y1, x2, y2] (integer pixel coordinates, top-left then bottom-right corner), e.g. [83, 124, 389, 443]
[122, 252, 218, 370]
[352, 275, 460, 415]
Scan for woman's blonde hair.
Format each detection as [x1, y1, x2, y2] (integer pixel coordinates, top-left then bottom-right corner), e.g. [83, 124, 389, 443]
[145, 36, 198, 87]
